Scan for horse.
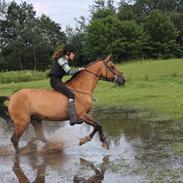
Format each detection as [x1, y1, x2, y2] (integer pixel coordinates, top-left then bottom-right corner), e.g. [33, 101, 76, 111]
[1, 55, 125, 153]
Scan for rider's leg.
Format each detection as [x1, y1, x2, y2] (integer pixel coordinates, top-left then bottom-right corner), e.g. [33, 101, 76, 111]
[50, 77, 77, 126]
[68, 98, 77, 125]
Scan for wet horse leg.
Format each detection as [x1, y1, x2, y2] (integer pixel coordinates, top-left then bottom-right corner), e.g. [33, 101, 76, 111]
[80, 114, 109, 149]
[11, 124, 28, 154]
[31, 118, 48, 143]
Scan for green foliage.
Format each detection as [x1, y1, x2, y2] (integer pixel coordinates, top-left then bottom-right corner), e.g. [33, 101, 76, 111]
[143, 10, 180, 58]
[71, 0, 183, 64]
[90, 0, 116, 20]
[1, 0, 183, 70]
[70, 0, 183, 65]
[65, 21, 87, 66]
[132, 0, 183, 17]
[0, 70, 47, 83]
[117, 2, 135, 21]
[170, 12, 183, 56]
[0, 1, 66, 71]
[0, 0, 7, 20]
[84, 16, 148, 61]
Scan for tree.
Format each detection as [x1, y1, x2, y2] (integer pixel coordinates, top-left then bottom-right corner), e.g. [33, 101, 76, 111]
[133, 0, 183, 17]
[0, 1, 66, 71]
[144, 10, 179, 58]
[38, 14, 66, 48]
[0, 0, 8, 62]
[89, 0, 116, 21]
[117, 1, 135, 21]
[117, 0, 183, 58]
[65, 16, 87, 66]
[170, 12, 183, 57]
[1, 1, 36, 70]
[31, 14, 66, 70]
[0, 0, 7, 20]
[84, 15, 148, 61]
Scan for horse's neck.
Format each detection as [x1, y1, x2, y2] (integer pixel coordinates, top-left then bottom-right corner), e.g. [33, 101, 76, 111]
[66, 62, 102, 94]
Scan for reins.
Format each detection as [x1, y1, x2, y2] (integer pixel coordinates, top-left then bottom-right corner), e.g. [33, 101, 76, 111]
[69, 88, 93, 97]
[84, 69, 101, 78]
[67, 69, 98, 98]
[68, 60, 117, 97]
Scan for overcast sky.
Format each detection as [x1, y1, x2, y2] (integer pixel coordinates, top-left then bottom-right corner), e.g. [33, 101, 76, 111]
[6, 0, 121, 30]
[6, 0, 98, 29]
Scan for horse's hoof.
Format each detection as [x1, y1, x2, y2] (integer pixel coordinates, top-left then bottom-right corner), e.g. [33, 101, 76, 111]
[102, 143, 109, 149]
[79, 136, 91, 146]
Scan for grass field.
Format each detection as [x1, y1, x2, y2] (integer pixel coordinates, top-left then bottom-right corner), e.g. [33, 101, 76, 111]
[0, 70, 47, 83]
[0, 58, 183, 121]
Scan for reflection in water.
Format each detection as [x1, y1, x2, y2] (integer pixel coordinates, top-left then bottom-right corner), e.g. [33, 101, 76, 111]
[73, 156, 109, 183]
[1, 108, 183, 182]
[11, 154, 109, 183]
[13, 155, 46, 183]
[12, 153, 67, 183]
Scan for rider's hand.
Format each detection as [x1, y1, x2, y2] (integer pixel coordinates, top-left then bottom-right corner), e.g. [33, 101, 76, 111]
[78, 67, 85, 71]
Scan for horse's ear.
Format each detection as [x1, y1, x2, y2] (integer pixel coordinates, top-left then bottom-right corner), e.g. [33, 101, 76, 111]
[104, 54, 112, 63]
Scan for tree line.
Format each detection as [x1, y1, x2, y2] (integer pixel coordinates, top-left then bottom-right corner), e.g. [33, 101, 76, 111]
[0, 0, 183, 71]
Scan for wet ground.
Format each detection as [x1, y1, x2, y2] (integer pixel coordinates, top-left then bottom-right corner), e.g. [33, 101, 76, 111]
[0, 108, 183, 183]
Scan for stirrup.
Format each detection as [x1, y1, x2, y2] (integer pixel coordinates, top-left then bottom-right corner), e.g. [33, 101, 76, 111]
[70, 120, 83, 126]
[70, 121, 75, 126]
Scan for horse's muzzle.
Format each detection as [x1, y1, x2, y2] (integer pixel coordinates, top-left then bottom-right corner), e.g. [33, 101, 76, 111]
[117, 78, 125, 86]
[115, 73, 125, 86]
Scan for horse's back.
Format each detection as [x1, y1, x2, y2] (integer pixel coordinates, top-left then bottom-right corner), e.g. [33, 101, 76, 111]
[9, 88, 68, 121]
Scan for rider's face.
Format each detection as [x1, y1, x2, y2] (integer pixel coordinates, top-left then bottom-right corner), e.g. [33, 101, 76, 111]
[68, 52, 76, 61]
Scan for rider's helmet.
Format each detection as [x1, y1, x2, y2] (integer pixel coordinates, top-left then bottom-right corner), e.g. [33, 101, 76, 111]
[63, 44, 76, 55]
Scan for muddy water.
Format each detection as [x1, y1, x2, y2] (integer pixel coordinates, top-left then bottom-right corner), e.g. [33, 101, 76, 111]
[0, 108, 183, 183]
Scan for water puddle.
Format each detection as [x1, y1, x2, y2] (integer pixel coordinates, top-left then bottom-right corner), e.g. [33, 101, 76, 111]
[0, 108, 183, 182]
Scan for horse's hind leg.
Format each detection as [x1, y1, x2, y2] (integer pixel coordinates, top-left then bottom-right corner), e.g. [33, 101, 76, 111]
[31, 118, 48, 143]
[11, 124, 28, 153]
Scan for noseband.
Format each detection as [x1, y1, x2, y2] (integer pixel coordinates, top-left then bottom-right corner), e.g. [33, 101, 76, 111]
[84, 61, 117, 82]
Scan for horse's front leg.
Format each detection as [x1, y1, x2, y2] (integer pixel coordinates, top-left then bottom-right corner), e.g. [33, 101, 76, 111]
[79, 114, 109, 149]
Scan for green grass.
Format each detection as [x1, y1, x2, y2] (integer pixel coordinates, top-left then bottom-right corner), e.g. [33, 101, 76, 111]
[0, 70, 48, 83]
[0, 58, 183, 120]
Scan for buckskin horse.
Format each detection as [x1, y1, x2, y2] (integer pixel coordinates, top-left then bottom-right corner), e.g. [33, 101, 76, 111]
[0, 55, 125, 153]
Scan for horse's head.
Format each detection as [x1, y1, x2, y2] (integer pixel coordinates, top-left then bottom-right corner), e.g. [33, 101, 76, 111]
[101, 55, 125, 86]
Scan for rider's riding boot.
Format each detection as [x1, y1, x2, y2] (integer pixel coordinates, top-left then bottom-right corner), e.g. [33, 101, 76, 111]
[68, 99, 77, 126]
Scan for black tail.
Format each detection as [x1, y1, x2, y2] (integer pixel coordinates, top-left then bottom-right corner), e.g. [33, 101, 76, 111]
[0, 96, 11, 123]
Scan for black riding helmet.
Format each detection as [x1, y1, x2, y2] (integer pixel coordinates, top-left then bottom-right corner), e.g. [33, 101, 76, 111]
[63, 44, 76, 55]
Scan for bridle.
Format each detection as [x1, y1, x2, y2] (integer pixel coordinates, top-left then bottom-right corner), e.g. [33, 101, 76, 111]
[69, 61, 119, 97]
[84, 61, 118, 82]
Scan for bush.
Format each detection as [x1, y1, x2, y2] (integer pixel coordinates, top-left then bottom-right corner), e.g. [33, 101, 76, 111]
[0, 70, 48, 83]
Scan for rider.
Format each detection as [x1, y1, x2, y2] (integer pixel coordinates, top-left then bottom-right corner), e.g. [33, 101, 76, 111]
[48, 44, 84, 126]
